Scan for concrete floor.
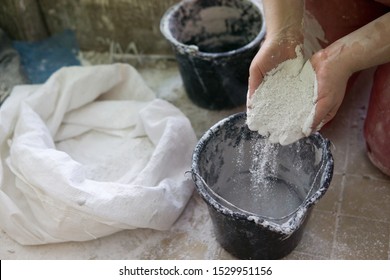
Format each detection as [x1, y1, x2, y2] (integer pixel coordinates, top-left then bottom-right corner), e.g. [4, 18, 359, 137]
[1, 58, 389, 260]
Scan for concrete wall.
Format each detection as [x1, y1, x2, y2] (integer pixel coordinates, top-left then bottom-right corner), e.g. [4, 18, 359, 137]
[39, 0, 179, 53]
[0, 0, 180, 54]
[0, 0, 48, 41]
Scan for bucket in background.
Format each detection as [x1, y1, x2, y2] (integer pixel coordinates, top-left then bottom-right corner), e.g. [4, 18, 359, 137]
[191, 113, 334, 259]
[160, 0, 266, 110]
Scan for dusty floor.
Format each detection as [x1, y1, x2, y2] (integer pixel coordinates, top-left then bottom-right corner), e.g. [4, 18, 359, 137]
[1, 56, 390, 260]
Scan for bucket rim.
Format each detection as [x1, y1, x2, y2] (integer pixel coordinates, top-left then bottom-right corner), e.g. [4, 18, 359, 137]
[191, 112, 334, 236]
[160, 0, 266, 58]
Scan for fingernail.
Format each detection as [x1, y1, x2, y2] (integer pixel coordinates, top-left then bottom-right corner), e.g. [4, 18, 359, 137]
[315, 120, 325, 131]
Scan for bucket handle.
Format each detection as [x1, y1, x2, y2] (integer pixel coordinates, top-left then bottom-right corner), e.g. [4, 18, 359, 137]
[188, 166, 322, 221]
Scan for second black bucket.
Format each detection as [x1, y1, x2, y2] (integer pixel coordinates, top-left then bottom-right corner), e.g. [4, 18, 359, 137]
[160, 0, 266, 110]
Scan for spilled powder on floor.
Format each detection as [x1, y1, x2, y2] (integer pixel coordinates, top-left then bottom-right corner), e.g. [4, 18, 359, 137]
[246, 46, 317, 145]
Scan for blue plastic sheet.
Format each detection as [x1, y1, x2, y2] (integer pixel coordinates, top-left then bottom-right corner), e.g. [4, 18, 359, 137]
[13, 29, 81, 84]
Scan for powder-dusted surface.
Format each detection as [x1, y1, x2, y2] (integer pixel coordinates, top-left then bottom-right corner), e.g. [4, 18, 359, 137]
[247, 47, 317, 145]
[1, 56, 389, 260]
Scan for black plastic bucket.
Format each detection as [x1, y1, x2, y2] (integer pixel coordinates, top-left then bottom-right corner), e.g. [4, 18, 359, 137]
[160, 0, 266, 110]
[191, 113, 334, 259]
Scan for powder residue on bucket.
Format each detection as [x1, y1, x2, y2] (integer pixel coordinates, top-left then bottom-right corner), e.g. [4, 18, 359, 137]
[246, 46, 317, 145]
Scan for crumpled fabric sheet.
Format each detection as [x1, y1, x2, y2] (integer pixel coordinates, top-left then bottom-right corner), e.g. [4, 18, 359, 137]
[0, 64, 197, 245]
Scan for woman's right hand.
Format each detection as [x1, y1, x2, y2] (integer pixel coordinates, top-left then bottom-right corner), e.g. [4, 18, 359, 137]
[247, 0, 305, 106]
[247, 37, 303, 107]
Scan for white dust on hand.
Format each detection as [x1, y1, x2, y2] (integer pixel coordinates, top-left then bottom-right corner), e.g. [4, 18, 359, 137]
[246, 46, 318, 145]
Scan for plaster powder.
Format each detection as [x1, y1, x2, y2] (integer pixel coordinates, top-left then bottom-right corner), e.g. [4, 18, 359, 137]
[246, 46, 317, 145]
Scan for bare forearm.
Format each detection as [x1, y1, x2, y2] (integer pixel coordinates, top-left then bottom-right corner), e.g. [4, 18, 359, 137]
[262, 0, 304, 41]
[322, 12, 390, 75]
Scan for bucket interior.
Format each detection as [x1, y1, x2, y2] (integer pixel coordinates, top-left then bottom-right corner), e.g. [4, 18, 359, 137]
[193, 113, 333, 225]
[164, 0, 263, 53]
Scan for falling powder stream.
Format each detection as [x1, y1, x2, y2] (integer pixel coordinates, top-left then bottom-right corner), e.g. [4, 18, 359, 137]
[248, 140, 278, 193]
[229, 137, 303, 220]
[224, 132, 318, 221]
[234, 138, 279, 196]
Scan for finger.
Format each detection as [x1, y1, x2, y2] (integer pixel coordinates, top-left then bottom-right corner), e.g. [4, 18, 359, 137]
[311, 97, 338, 131]
[248, 64, 264, 98]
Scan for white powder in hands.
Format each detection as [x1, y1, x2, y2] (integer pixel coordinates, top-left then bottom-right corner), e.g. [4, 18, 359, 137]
[246, 46, 318, 145]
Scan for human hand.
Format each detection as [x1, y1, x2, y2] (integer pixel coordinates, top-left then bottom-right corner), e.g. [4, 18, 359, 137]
[247, 38, 302, 107]
[308, 49, 352, 132]
[247, 0, 305, 106]
[308, 12, 390, 132]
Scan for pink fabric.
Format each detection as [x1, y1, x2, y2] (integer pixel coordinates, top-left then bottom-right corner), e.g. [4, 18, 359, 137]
[364, 63, 390, 176]
[306, 0, 388, 44]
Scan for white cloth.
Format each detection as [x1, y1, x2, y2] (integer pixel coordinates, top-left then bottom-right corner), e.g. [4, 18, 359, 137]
[0, 64, 197, 245]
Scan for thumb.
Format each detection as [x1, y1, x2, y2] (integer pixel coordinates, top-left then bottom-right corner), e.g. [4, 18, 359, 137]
[248, 67, 264, 99]
[309, 98, 338, 134]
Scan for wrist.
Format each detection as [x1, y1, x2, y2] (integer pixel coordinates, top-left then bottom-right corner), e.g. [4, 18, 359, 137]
[311, 46, 354, 82]
[266, 29, 304, 47]
[263, 0, 304, 41]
